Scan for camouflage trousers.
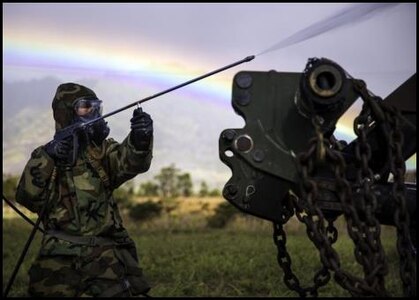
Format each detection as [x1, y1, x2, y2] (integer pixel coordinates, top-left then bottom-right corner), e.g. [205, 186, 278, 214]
[28, 245, 150, 297]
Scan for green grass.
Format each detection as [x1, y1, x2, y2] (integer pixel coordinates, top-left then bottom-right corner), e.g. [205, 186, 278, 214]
[3, 215, 405, 297]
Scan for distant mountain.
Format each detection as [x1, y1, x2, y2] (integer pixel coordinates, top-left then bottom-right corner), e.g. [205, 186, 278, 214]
[2, 77, 244, 191]
[3, 76, 415, 193]
[3, 77, 58, 117]
[3, 78, 61, 177]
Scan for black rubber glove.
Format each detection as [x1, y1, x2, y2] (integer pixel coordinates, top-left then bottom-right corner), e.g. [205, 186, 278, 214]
[130, 107, 153, 150]
[44, 138, 73, 163]
[87, 119, 110, 146]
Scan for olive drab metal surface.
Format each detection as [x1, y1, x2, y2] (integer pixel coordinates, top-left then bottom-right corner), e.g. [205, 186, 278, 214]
[219, 57, 416, 297]
[219, 58, 359, 222]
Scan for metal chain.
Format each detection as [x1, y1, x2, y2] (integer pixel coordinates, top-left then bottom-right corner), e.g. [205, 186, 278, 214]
[272, 194, 334, 297]
[293, 116, 389, 297]
[385, 105, 416, 297]
[352, 92, 389, 295]
[275, 76, 414, 297]
[354, 79, 416, 297]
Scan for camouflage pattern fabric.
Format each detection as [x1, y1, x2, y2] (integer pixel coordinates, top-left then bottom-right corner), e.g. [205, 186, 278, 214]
[28, 244, 150, 297]
[15, 83, 153, 297]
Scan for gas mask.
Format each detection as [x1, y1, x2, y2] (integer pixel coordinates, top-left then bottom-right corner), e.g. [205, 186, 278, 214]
[73, 97, 110, 146]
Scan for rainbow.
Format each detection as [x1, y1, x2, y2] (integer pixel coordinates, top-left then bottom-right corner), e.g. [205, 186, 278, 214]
[3, 29, 232, 103]
[3, 30, 416, 169]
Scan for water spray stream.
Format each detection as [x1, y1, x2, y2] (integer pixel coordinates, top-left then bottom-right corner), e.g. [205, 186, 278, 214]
[256, 3, 400, 57]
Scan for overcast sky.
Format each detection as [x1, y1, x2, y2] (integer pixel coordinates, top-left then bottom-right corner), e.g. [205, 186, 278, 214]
[3, 3, 417, 178]
[4, 3, 416, 92]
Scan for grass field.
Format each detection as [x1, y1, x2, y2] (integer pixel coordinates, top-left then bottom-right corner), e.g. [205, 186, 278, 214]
[3, 197, 406, 297]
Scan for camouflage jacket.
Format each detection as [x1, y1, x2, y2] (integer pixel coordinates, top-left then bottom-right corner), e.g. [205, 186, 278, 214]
[16, 134, 152, 257]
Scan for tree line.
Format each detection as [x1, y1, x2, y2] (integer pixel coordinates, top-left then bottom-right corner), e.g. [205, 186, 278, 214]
[3, 164, 220, 202]
[137, 164, 220, 198]
[4, 166, 416, 202]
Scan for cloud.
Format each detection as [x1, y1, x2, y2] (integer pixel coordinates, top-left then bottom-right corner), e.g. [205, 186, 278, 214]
[3, 3, 416, 188]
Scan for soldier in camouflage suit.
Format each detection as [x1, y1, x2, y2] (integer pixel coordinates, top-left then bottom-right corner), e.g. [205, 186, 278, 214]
[15, 83, 153, 297]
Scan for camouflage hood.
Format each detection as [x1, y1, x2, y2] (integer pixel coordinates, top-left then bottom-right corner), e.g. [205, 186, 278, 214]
[52, 83, 98, 131]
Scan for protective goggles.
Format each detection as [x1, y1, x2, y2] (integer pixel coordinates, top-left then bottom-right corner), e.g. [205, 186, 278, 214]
[73, 98, 103, 117]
